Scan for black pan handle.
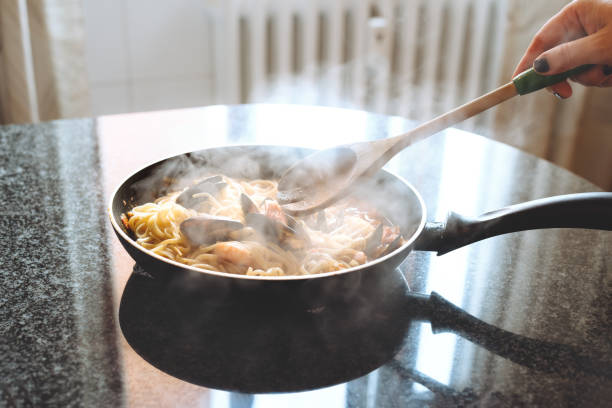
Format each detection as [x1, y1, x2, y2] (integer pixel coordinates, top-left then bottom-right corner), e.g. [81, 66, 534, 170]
[409, 292, 612, 378]
[414, 192, 612, 255]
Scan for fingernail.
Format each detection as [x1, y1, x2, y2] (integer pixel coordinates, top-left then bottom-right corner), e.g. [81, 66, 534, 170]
[534, 58, 550, 73]
[603, 65, 612, 76]
[553, 92, 564, 100]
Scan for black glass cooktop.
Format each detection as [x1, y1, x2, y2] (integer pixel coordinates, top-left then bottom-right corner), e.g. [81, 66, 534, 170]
[120, 264, 610, 399]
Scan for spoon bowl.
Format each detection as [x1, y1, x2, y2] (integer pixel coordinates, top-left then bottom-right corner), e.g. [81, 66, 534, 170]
[277, 147, 356, 211]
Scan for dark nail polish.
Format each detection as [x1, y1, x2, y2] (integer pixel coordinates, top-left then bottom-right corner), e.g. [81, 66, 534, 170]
[534, 58, 550, 73]
[553, 92, 564, 100]
[603, 65, 612, 76]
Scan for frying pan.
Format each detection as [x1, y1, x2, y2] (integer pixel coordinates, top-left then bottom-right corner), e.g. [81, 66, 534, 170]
[110, 145, 612, 391]
[109, 144, 612, 290]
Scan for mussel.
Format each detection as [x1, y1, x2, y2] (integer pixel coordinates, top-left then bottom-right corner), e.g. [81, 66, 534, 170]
[284, 214, 311, 248]
[242, 198, 310, 249]
[176, 176, 227, 210]
[240, 193, 260, 215]
[180, 214, 244, 246]
[244, 213, 296, 246]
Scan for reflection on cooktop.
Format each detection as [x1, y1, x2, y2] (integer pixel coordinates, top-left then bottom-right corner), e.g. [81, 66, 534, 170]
[119, 265, 612, 394]
[119, 266, 414, 393]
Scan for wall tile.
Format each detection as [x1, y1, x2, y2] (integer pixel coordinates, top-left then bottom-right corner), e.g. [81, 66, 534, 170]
[124, 0, 213, 80]
[81, 0, 129, 84]
[89, 83, 130, 116]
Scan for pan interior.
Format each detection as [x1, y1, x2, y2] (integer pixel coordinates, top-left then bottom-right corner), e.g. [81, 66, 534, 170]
[111, 145, 424, 274]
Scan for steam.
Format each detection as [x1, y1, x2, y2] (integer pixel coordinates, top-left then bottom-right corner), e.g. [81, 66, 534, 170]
[229, 0, 521, 151]
[129, 146, 301, 206]
[246, 58, 442, 120]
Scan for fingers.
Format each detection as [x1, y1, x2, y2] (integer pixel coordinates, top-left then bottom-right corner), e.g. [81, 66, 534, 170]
[570, 64, 612, 86]
[512, 0, 612, 99]
[594, 65, 612, 87]
[601, 65, 612, 86]
[549, 80, 573, 99]
[512, 2, 586, 77]
[533, 31, 611, 75]
[548, 64, 612, 98]
[601, 75, 612, 87]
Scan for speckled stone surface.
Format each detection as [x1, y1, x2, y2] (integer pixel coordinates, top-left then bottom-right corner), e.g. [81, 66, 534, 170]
[0, 120, 122, 406]
[1, 105, 610, 407]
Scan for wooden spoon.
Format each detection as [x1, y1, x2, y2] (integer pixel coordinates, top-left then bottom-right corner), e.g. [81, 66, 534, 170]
[278, 65, 592, 214]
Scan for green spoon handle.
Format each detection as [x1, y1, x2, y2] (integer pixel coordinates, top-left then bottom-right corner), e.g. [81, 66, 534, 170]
[512, 64, 594, 95]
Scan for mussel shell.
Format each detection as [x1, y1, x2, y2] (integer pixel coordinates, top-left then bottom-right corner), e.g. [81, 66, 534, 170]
[177, 195, 211, 211]
[245, 213, 289, 244]
[240, 193, 260, 215]
[285, 214, 299, 230]
[284, 214, 311, 247]
[176, 176, 227, 209]
[180, 215, 244, 246]
[248, 212, 312, 247]
[200, 175, 223, 184]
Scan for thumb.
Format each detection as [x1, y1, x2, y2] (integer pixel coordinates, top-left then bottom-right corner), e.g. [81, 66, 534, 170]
[533, 32, 610, 75]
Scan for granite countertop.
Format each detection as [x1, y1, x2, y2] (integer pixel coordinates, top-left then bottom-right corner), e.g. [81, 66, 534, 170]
[0, 104, 610, 407]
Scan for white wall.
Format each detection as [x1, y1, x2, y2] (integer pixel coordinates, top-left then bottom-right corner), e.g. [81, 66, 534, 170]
[81, 0, 215, 116]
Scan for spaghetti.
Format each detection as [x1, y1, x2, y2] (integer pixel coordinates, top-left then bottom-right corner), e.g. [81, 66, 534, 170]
[123, 175, 403, 276]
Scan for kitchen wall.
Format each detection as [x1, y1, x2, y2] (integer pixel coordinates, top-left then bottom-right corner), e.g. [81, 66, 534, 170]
[79, 0, 610, 189]
[81, 0, 505, 121]
[81, 0, 215, 116]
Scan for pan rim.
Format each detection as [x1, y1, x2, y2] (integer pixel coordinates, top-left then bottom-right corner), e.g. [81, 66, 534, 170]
[108, 144, 426, 281]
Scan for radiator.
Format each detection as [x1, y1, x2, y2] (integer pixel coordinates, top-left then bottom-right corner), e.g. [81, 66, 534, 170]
[211, 0, 508, 130]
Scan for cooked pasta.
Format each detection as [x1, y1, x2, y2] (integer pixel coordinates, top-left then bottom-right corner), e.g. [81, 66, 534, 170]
[123, 175, 403, 276]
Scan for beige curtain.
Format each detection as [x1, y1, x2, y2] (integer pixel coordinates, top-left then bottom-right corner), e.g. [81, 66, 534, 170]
[0, 0, 90, 125]
[571, 87, 612, 189]
[0, 0, 37, 123]
[493, 0, 612, 190]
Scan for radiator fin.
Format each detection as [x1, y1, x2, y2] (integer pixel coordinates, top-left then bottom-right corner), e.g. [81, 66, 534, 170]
[214, 0, 508, 130]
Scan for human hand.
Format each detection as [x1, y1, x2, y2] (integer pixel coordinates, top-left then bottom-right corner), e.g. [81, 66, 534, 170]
[513, 0, 612, 98]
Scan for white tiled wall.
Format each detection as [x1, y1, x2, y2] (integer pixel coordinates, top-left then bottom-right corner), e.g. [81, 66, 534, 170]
[82, 0, 215, 116]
